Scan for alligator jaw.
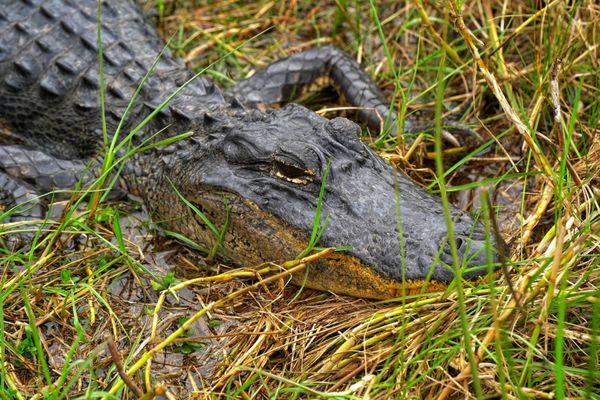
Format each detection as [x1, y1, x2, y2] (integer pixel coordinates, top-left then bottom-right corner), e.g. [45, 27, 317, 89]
[293, 253, 449, 299]
[167, 190, 451, 299]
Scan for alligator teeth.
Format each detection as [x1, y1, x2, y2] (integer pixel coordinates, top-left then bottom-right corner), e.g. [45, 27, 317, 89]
[275, 171, 311, 185]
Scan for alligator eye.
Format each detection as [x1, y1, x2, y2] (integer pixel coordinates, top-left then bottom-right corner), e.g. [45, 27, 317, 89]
[272, 159, 314, 185]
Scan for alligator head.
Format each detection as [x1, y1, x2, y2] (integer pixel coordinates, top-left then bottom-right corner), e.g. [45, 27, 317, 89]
[159, 103, 498, 299]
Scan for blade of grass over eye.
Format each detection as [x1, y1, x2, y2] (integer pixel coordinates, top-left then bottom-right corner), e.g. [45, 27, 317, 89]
[433, 8, 482, 399]
[206, 69, 236, 85]
[290, 163, 332, 302]
[297, 161, 331, 259]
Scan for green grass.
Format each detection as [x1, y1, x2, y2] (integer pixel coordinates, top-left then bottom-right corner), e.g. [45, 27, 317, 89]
[1, 0, 599, 399]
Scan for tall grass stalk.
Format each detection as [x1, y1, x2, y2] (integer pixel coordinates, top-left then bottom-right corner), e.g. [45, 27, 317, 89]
[433, 7, 483, 398]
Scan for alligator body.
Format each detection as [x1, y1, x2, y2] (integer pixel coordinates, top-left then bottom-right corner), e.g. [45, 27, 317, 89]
[0, 0, 497, 299]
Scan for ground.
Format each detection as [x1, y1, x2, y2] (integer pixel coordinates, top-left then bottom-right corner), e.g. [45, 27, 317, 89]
[1, 0, 599, 399]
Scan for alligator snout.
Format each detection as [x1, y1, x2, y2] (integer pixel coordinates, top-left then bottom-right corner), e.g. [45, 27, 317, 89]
[309, 144, 498, 294]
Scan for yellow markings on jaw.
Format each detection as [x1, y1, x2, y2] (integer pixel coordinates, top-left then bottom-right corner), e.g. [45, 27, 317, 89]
[293, 252, 448, 300]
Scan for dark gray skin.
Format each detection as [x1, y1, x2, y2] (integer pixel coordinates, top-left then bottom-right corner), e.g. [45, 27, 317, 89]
[0, 0, 497, 298]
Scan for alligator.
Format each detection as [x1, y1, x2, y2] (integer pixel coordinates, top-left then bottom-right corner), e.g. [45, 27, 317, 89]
[0, 0, 499, 299]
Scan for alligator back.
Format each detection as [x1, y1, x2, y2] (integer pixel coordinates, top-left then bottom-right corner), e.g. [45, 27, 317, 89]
[0, 0, 223, 159]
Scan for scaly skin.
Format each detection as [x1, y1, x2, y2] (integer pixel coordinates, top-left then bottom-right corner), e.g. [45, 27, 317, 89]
[0, 0, 498, 299]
